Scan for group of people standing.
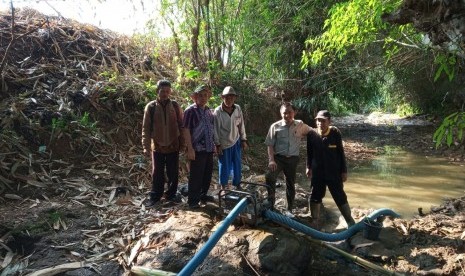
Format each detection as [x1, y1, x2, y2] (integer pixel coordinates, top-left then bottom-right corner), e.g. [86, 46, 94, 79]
[141, 79, 355, 228]
[141, 81, 247, 209]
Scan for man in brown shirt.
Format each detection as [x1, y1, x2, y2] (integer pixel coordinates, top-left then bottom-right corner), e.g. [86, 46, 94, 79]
[141, 80, 185, 207]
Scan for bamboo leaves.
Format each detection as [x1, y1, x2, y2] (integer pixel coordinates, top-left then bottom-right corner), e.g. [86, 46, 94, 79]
[302, 0, 403, 67]
[433, 112, 465, 148]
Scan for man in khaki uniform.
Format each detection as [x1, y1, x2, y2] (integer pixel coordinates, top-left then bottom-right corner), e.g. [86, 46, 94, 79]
[265, 102, 314, 217]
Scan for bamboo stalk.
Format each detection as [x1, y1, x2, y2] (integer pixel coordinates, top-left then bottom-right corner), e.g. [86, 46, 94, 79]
[305, 236, 404, 276]
[131, 266, 177, 276]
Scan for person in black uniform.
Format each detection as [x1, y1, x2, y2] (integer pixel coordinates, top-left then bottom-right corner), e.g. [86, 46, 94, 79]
[306, 110, 355, 228]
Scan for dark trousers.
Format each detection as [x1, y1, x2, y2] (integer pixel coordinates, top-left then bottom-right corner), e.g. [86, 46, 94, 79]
[309, 178, 348, 206]
[188, 151, 213, 205]
[151, 151, 179, 200]
[265, 155, 299, 210]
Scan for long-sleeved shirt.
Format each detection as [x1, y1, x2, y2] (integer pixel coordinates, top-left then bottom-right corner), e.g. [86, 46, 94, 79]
[183, 104, 215, 152]
[213, 104, 247, 149]
[265, 119, 312, 156]
[306, 126, 347, 180]
[141, 99, 184, 153]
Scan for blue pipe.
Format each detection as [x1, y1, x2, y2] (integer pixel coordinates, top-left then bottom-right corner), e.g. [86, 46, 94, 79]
[264, 208, 400, 241]
[178, 197, 249, 276]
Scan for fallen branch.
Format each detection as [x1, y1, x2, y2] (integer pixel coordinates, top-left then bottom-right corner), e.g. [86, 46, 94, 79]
[240, 252, 262, 276]
[131, 266, 177, 276]
[25, 262, 90, 276]
[305, 236, 404, 276]
[24, 248, 118, 276]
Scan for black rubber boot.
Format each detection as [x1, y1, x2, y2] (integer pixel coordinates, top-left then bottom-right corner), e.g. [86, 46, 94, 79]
[310, 202, 321, 229]
[338, 203, 356, 227]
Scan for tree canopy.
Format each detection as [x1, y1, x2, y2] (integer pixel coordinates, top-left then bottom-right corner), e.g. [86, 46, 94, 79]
[5, 0, 465, 147]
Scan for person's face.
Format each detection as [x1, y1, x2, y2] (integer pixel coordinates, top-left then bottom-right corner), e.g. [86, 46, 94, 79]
[280, 106, 295, 125]
[193, 90, 210, 107]
[158, 86, 171, 100]
[316, 118, 330, 133]
[222, 94, 236, 107]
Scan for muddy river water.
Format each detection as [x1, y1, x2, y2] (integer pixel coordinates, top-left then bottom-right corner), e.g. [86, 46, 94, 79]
[345, 147, 465, 219]
[312, 113, 465, 219]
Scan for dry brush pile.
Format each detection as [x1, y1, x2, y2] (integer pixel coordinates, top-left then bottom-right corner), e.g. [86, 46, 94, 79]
[0, 8, 181, 274]
[0, 7, 169, 193]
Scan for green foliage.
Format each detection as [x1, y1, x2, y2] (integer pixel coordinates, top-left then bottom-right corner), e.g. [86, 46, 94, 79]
[236, 0, 332, 82]
[293, 92, 352, 118]
[104, 87, 117, 93]
[292, 96, 319, 114]
[51, 117, 67, 131]
[79, 112, 97, 130]
[395, 103, 420, 117]
[156, 0, 336, 87]
[301, 0, 403, 67]
[146, 0, 463, 134]
[144, 79, 158, 99]
[326, 92, 352, 116]
[99, 70, 119, 82]
[48, 210, 63, 224]
[434, 53, 456, 82]
[208, 92, 222, 108]
[207, 60, 222, 80]
[51, 112, 97, 134]
[433, 112, 465, 148]
[99, 70, 120, 93]
[297, 0, 463, 125]
[184, 69, 201, 80]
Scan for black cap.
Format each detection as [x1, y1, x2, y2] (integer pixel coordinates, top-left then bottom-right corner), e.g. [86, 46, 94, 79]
[315, 110, 331, 119]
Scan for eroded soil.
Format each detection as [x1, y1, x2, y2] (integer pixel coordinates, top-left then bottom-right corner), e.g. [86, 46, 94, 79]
[1, 113, 465, 276]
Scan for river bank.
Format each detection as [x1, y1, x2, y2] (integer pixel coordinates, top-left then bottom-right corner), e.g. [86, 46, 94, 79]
[0, 112, 465, 275]
[1, 113, 464, 275]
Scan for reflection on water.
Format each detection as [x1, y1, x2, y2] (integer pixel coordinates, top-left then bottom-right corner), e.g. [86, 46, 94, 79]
[344, 146, 465, 219]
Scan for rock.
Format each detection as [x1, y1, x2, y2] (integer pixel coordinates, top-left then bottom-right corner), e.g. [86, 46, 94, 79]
[350, 226, 402, 261]
[135, 208, 346, 275]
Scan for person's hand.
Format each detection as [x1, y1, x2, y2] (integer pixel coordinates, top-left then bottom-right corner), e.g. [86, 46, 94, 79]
[241, 141, 248, 151]
[216, 145, 223, 155]
[268, 160, 277, 171]
[306, 168, 312, 178]
[187, 148, 195, 160]
[342, 172, 347, 182]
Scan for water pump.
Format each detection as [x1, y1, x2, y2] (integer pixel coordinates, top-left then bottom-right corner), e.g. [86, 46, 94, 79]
[218, 181, 272, 226]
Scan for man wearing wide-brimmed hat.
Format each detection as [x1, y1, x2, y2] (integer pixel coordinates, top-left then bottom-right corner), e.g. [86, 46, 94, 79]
[213, 86, 248, 190]
[182, 84, 216, 208]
